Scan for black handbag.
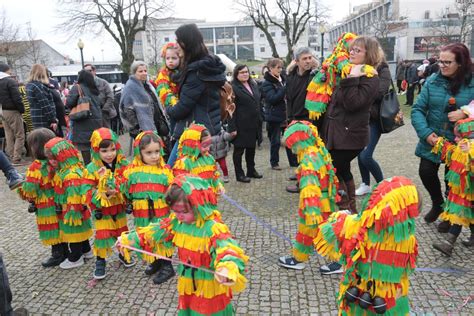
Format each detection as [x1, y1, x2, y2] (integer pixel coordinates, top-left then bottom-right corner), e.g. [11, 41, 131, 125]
[379, 80, 404, 133]
[69, 84, 92, 122]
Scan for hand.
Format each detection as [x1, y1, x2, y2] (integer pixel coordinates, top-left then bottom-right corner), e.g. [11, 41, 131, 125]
[230, 131, 237, 137]
[105, 188, 117, 197]
[50, 123, 58, 131]
[426, 132, 439, 146]
[214, 267, 235, 286]
[349, 65, 377, 78]
[97, 167, 107, 177]
[459, 140, 470, 153]
[447, 109, 467, 122]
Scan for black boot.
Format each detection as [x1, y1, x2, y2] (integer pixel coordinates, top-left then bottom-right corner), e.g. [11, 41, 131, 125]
[433, 233, 457, 257]
[42, 244, 66, 268]
[153, 260, 175, 285]
[144, 259, 162, 276]
[424, 203, 443, 223]
[437, 220, 451, 233]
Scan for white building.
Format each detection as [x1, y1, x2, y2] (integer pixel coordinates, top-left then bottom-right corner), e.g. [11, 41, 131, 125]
[327, 0, 468, 62]
[133, 18, 312, 65]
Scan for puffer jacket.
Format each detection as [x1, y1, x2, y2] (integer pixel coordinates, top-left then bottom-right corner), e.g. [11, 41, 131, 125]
[0, 72, 23, 113]
[411, 73, 474, 163]
[167, 55, 226, 139]
[261, 71, 286, 123]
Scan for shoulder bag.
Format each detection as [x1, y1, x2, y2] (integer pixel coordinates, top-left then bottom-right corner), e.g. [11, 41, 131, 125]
[69, 84, 92, 121]
[379, 80, 404, 133]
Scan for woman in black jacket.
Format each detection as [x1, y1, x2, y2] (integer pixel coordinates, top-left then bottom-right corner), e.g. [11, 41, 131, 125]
[66, 70, 103, 164]
[261, 58, 286, 170]
[166, 23, 226, 167]
[230, 64, 262, 183]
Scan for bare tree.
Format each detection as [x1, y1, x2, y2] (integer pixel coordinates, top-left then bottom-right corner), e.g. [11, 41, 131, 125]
[430, 2, 472, 43]
[0, 9, 23, 67]
[57, 0, 171, 73]
[24, 23, 50, 65]
[454, 0, 472, 44]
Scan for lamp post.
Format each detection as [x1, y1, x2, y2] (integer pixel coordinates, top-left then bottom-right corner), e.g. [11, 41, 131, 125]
[319, 25, 326, 64]
[420, 38, 429, 59]
[77, 39, 85, 68]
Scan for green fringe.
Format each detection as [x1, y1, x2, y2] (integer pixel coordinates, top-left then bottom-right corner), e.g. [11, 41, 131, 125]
[367, 218, 416, 243]
[38, 230, 60, 241]
[357, 261, 412, 283]
[293, 242, 315, 255]
[64, 210, 85, 225]
[59, 219, 92, 234]
[319, 218, 341, 254]
[444, 200, 474, 220]
[36, 206, 57, 218]
[305, 100, 327, 114]
[94, 237, 117, 249]
[178, 303, 234, 316]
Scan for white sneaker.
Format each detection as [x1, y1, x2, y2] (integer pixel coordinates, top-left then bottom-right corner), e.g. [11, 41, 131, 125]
[278, 255, 306, 270]
[59, 257, 84, 269]
[83, 249, 94, 260]
[355, 183, 371, 196]
[223, 176, 229, 183]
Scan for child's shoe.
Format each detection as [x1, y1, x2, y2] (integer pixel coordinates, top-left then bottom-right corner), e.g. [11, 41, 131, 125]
[278, 255, 305, 270]
[82, 249, 94, 260]
[7, 170, 24, 190]
[355, 183, 370, 196]
[119, 253, 136, 268]
[59, 257, 84, 269]
[319, 261, 343, 275]
[93, 259, 107, 280]
[145, 259, 162, 275]
[153, 260, 175, 285]
[222, 176, 229, 183]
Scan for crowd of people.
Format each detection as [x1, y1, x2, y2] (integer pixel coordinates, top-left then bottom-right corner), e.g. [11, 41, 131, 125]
[0, 22, 473, 315]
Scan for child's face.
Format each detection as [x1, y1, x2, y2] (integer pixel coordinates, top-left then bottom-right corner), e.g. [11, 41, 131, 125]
[140, 141, 161, 166]
[172, 201, 195, 224]
[200, 136, 212, 155]
[45, 151, 58, 169]
[165, 49, 180, 70]
[99, 143, 117, 165]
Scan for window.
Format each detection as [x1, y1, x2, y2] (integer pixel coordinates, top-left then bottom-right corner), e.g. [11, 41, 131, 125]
[281, 31, 285, 37]
[424, 10, 430, 19]
[260, 33, 265, 38]
[270, 31, 276, 37]
[260, 47, 265, 53]
[164, 37, 169, 42]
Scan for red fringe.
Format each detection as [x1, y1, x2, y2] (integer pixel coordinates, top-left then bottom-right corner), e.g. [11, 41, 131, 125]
[178, 293, 232, 315]
[178, 247, 212, 267]
[133, 207, 169, 219]
[129, 183, 168, 194]
[361, 248, 417, 268]
[295, 232, 315, 246]
[37, 223, 59, 231]
[101, 204, 126, 216]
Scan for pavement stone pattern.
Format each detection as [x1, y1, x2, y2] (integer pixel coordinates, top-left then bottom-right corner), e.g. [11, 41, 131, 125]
[1, 119, 473, 315]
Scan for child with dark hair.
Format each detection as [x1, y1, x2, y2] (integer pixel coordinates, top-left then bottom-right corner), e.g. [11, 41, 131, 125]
[121, 130, 175, 284]
[18, 128, 67, 267]
[44, 137, 93, 269]
[118, 174, 248, 315]
[84, 128, 134, 279]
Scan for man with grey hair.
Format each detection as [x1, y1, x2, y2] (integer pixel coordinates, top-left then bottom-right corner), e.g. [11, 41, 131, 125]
[285, 47, 317, 192]
[83, 63, 116, 128]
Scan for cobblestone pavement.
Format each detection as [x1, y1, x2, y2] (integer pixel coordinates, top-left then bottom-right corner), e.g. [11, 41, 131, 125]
[1, 120, 473, 315]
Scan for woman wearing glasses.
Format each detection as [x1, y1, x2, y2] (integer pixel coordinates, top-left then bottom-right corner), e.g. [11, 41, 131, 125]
[411, 43, 474, 233]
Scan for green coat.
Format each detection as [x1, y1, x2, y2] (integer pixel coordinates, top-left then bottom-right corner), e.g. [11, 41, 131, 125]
[411, 73, 474, 163]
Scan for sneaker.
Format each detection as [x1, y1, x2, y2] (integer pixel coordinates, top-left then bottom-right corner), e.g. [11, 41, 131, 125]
[59, 257, 84, 269]
[271, 165, 282, 171]
[320, 261, 343, 275]
[82, 249, 94, 260]
[278, 255, 306, 270]
[152, 262, 176, 285]
[355, 183, 370, 196]
[118, 253, 136, 268]
[93, 259, 106, 280]
[7, 170, 24, 190]
[222, 176, 229, 183]
[11, 160, 29, 167]
[288, 174, 297, 181]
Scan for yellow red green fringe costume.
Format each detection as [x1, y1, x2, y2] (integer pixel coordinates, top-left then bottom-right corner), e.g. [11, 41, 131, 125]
[314, 176, 419, 316]
[85, 128, 130, 258]
[45, 138, 93, 243]
[432, 118, 474, 228]
[19, 159, 61, 246]
[155, 42, 179, 108]
[120, 174, 248, 316]
[122, 131, 173, 228]
[283, 120, 339, 262]
[173, 123, 223, 194]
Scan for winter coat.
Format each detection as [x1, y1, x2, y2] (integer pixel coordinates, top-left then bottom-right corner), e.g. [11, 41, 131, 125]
[395, 64, 405, 81]
[411, 73, 474, 163]
[95, 76, 117, 126]
[229, 79, 261, 148]
[0, 72, 23, 113]
[370, 62, 392, 124]
[48, 86, 67, 129]
[405, 63, 418, 84]
[66, 84, 103, 144]
[26, 80, 57, 129]
[167, 55, 226, 139]
[320, 75, 380, 151]
[261, 71, 286, 123]
[210, 129, 234, 160]
[286, 67, 314, 120]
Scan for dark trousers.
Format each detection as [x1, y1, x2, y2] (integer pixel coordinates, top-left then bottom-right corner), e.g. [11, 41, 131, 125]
[80, 150, 91, 165]
[0, 254, 12, 316]
[69, 240, 91, 262]
[330, 149, 362, 182]
[285, 148, 298, 167]
[357, 122, 384, 185]
[450, 224, 474, 237]
[419, 158, 448, 206]
[233, 147, 256, 178]
[267, 122, 281, 167]
[406, 83, 416, 105]
[396, 79, 403, 93]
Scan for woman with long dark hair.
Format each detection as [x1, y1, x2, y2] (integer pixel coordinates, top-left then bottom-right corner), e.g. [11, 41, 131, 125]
[412, 42, 474, 233]
[66, 70, 103, 164]
[166, 23, 226, 167]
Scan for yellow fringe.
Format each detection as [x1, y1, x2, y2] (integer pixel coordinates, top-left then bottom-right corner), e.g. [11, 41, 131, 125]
[95, 216, 127, 230]
[93, 247, 113, 258]
[172, 231, 210, 253]
[177, 277, 230, 298]
[41, 238, 62, 246]
[215, 261, 247, 293]
[60, 229, 93, 243]
[293, 249, 310, 262]
[37, 215, 59, 225]
[133, 199, 168, 210]
[440, 212, 474, 227]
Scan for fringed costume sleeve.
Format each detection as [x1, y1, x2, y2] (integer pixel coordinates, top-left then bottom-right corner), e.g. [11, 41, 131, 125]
[155, 68, 178, 108]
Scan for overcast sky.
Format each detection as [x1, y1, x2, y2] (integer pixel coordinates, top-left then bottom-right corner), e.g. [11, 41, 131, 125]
[1, 0, 368, 63]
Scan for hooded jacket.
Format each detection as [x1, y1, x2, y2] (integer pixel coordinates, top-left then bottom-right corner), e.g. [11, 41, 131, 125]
[167, 55, 226, 139]
[261, 71, 286, 123]
[0, 72, 23, 113]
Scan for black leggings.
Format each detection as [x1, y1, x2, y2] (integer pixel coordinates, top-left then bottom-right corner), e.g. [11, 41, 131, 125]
[419, 158, 448, 205]
[68, 240, 91, 262]
[450, 224, 474, 237]
[330, 149, 362, 182]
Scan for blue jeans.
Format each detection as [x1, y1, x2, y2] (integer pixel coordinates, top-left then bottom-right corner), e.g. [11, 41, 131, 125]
[267, 122, 281, 167]
[167, 141, 179, 168]
[0, 254, 13, 316]
[0, 152, 15, 181]
[357, 122, 383, 185]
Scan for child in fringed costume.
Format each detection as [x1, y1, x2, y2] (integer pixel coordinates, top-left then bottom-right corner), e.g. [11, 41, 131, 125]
[18, 128, 68, 267]
[155, 42, 180, 135]
[173, 123, 223, 194]
[118, 174, 248, 316]
[84, 128, 135, 280]
[44, 137, 93, 269]
[121, 130, 175, 284]
[314, 176, 419, 316]
[432, 114, 474, 256]
[278, 121, 340, 270]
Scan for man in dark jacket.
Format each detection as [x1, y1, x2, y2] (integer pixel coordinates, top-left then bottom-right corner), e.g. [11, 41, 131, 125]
[0, 63, 26, 165]
[405, 61, 418, 106]
[84, 64, 116, 128]
[285, 47, 317, 192]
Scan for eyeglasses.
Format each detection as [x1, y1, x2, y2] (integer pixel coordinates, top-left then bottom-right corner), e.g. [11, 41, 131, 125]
[438, 60, 455, 66]
[238, 70, 249, 74]
[350, 47, 365, 54]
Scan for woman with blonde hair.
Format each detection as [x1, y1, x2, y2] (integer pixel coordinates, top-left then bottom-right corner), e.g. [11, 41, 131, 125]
[26, 64, 57, 131]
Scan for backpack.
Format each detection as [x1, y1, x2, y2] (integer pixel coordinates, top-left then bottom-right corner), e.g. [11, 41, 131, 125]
[219, 82, 236, 121]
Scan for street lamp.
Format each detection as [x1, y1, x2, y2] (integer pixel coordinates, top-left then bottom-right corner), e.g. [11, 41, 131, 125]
[77, 39, 85, 68]
[319, 25, 326, 64]
[420, 38, 429, 59]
